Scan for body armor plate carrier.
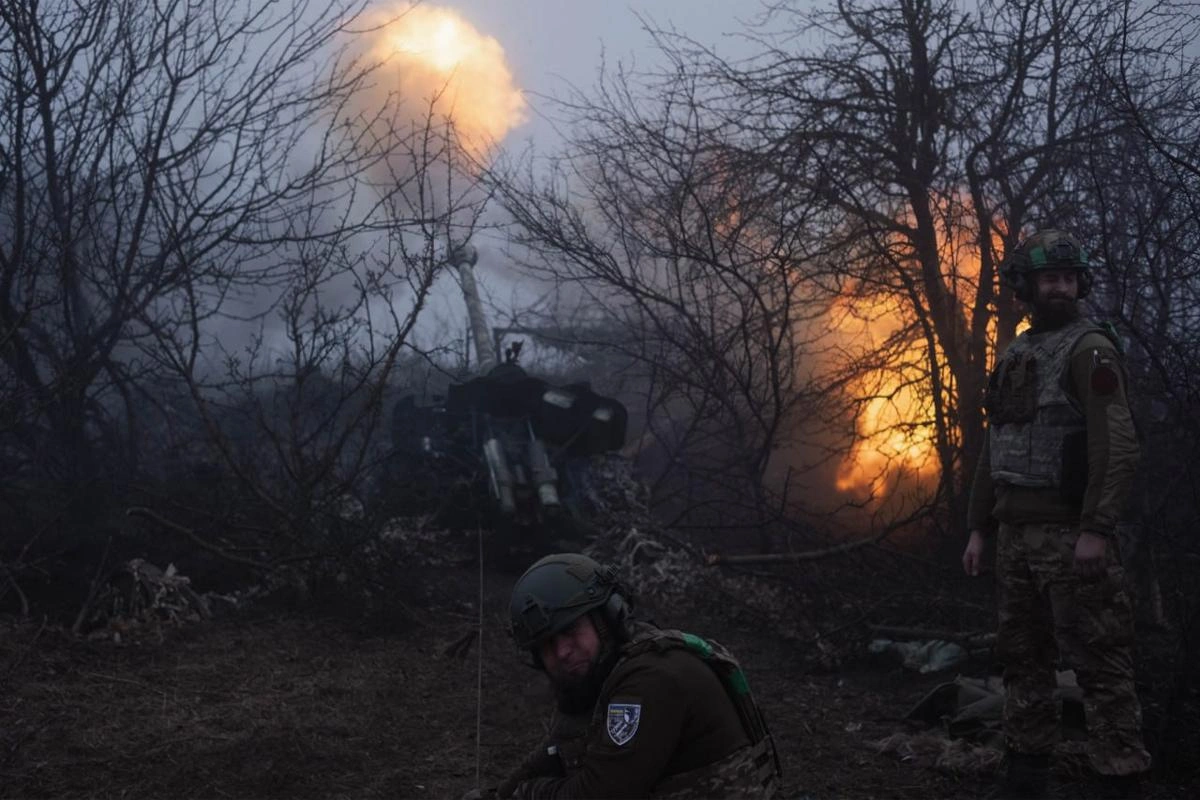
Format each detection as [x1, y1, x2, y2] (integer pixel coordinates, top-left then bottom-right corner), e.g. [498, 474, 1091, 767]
[986, 318, 1108, 500]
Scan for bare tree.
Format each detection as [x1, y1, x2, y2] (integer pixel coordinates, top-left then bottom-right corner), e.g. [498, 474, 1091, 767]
[143, 103, 494, 570]
[487, 0, 1200, 549]
[613, 0, 1155, 539]
[0, 0, 496, 610]
[489, 61, 847, 550]
[1074, 0, 1200, 763]
[0, 0, 390, 504]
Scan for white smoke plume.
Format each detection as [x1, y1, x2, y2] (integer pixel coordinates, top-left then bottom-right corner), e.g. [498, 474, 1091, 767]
[351, 3, 527, 166]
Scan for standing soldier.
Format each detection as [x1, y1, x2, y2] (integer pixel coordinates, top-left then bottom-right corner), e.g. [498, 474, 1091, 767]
[962, 230, 1152, 798]
[495, 552, 780, 799]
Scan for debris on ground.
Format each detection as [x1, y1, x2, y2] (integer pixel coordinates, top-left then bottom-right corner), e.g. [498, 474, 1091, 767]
[905, 671, 1085, 744]
[868, 638, 968, 673]
[81, 559, 210, 641]
[872, 730, 1004, 775]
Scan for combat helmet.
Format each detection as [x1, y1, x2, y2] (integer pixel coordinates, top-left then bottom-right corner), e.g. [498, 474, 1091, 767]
[1001, 228, 1094, 301]
[509, 553, 631, 651]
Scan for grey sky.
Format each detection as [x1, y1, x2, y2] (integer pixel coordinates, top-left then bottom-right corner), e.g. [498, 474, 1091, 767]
[352, 1, 773, 351]
[437, 1, 765, 155]
[237, 1, 765, 361]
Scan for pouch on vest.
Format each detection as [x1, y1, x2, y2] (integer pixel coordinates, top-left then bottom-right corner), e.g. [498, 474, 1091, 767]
[987, 352, 1038, 426]
[678, 633, 782, 783]
[622, 628, 782, 787]
[1060, 429, 1088, 505]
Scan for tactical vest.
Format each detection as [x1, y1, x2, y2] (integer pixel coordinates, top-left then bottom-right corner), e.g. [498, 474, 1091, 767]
[584, 625, 781, 798]
[986, 318, 1103, 491]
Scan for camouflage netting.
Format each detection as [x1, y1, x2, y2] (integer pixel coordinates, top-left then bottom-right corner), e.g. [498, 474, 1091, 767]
[83, 559, 211, 641]
[573, 453, 653, 520]
[104, 453, 832, 644]
[578, 455, 828, 662]
[375, 516, 477, 568]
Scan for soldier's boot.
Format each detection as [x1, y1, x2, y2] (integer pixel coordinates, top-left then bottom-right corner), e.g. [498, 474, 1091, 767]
[990, 752, 1051, 799]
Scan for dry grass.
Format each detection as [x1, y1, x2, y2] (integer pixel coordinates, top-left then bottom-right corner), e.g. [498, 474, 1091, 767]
[2, 562, 1194, 799]
[0, 590, 537, 799]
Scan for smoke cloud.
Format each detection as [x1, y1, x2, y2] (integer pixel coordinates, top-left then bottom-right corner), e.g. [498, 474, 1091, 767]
[353, 3, 527, 164]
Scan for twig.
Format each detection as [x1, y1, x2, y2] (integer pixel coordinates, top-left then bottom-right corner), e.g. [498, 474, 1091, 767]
[441, 629, 478, 658]
[126, 506, 269, 572]
[78, 670, 155, 688]
[0, 518, 62, 618]
[706, 529, 892, 565]
[867, 624, 996, 647]
[809, 592, 906, 643]
[71, 535, 113, 636]
[0, 559, 30, 617]
[705, 508, 931, 566]
[475, 523, 484, 793]
[14, 509, 64, 566]
[2, 615, 48, 681]
[870, 542, 960, 572]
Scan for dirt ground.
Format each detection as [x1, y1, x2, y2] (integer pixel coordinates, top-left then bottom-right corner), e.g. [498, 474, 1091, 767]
[1, 563, 1195, 799]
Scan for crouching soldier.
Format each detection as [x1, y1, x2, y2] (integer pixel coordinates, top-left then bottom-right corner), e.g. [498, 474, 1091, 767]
[497, 552, 780, 799]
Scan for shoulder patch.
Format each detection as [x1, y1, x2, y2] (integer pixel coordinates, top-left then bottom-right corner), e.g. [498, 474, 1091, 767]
[1091, 364, 1119, 396]
[606, 703, 641, 746]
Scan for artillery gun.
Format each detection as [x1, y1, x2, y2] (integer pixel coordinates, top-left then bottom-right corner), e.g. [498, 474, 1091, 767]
[384, 243, 627, 549]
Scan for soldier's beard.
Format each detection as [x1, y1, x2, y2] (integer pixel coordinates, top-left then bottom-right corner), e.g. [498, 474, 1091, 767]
[548, 611, 622, 714]
[551, 647, 619, 714]
[1031, 296, 1080, 330]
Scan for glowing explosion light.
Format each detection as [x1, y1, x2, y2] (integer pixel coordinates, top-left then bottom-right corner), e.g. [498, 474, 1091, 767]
[833, 204, 996, 502]
[358, 4, 527, 160]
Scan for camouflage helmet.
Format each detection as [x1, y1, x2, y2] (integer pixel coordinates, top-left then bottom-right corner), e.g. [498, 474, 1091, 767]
[509, 553, 630, 650]
[1001, 228, 1094, 301]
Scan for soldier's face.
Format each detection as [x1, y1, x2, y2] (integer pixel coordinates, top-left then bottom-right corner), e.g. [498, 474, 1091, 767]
[540, 614, 601, 684]
[1032, 269, 1079, 303]
[1031, 269, 1080, 328]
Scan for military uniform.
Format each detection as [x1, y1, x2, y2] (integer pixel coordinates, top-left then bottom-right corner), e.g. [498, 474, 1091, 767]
[503, 622, 778, 799]
[968, 317, 1152, 776]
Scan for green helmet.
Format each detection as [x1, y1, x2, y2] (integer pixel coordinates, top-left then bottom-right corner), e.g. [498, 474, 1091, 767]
[509, 553, 630, 650]
[1002, 228, 1094, 301]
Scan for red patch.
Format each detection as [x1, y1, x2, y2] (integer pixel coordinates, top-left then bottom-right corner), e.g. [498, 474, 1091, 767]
[1091, 365, 1119, 396]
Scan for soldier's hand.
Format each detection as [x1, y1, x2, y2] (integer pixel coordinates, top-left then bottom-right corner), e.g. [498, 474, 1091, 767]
[1073, 531, 1108, 579]
[962, 530, 986, 576]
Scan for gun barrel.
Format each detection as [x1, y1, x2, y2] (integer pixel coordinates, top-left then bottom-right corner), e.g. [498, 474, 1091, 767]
[482, 437, 516, 513]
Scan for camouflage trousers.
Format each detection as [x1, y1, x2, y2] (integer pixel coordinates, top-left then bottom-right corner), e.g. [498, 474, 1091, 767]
[996, 521, 1152, 776]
